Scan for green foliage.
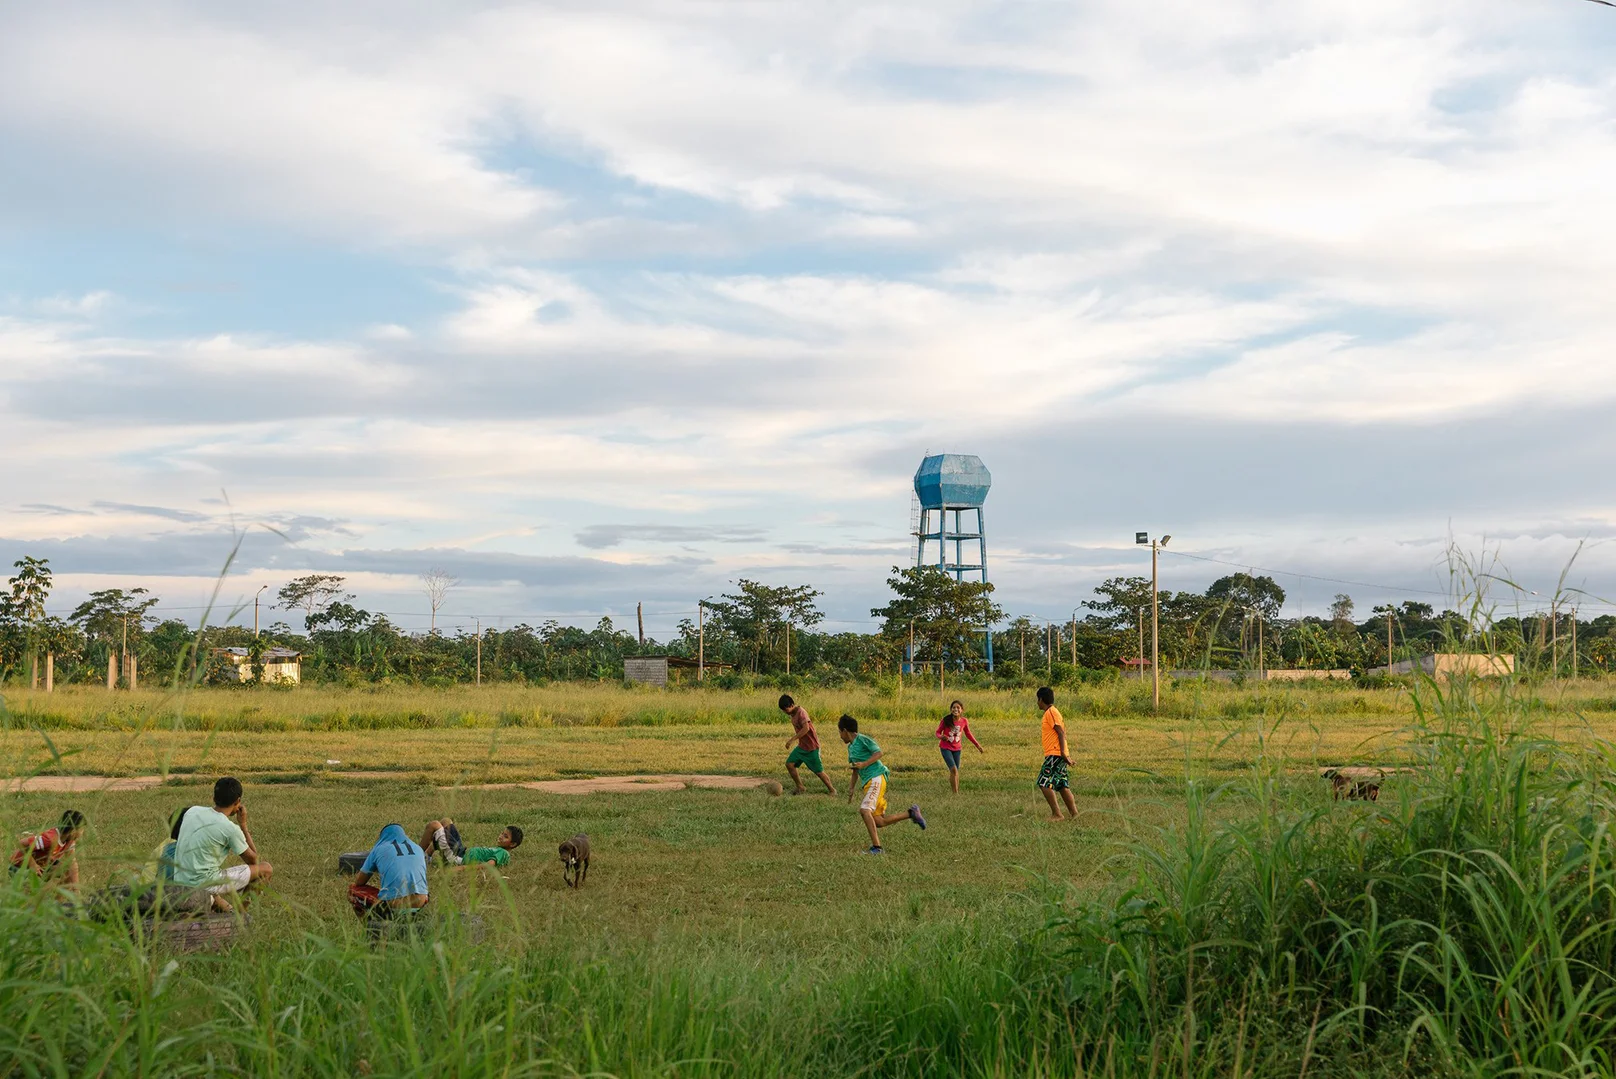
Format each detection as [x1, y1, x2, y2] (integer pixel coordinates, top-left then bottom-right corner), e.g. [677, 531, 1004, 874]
[699, 579, 823, 674]
[872, 565, 1004, 671]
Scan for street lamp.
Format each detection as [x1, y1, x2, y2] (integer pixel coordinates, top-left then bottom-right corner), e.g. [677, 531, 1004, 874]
[1136, 533, 1171, 710]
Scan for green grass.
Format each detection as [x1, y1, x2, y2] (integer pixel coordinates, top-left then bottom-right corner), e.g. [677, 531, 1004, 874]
[5, 674, 1616, 1076]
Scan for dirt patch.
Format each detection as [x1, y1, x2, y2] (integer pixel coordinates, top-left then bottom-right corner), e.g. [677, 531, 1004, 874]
[448, 774, 777, 795]
[4, 775, 167, 793]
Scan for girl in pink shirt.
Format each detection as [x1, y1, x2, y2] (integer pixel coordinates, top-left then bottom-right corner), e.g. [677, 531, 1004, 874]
[935, 700, 984, 794]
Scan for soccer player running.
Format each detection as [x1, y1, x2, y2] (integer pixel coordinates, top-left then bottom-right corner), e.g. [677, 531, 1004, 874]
[780, 694, 836, 795]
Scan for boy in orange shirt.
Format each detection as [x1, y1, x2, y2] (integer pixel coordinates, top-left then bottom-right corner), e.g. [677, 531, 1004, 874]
[1036, 687, 1077, 821]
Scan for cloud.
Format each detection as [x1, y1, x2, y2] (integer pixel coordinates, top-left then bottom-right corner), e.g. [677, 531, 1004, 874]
[2, 0, 1615, 627]
[575, 524, 770, 550]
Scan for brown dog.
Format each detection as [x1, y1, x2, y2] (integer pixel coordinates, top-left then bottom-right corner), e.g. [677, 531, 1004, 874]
[559, 833, 591, 888]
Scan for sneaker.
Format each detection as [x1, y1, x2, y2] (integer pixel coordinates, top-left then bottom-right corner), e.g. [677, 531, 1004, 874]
[909, 805, 927, 830]
[863, 846, 885, 855]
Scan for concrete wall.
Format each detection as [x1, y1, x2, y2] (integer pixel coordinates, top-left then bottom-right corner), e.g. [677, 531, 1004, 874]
[623, 657, 669, 688]
[1170, 668, 1350, 682]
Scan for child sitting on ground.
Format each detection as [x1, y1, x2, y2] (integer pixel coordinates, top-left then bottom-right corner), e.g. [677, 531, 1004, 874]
[838, 715, 925, 854]
[421, 818, 523, 868]
[9, 809, 85, 887]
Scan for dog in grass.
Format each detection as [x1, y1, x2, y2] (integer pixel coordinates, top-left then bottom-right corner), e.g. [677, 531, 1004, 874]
[559, 834, 591, 888]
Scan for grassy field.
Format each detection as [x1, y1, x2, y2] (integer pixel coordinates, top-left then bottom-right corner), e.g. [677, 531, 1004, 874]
[4, 677, 1615, 1075]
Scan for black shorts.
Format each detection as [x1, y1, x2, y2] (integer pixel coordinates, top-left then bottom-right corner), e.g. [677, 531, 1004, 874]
[1037, 755, 1070, 791]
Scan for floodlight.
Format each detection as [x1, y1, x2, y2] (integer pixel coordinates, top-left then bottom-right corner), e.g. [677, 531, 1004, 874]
[1161, 535, 1171, 547]
[1135, 532, 1148, 545]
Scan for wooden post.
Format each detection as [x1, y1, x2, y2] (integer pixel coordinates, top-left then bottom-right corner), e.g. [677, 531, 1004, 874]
[45, 652, 53, 693]
[637, 602, 644, 647]
[129, 652, 138, 691]
[106, 650, 116, 690]
[1151, 541, 1161, 710]
[1137, 607, 1145, 681]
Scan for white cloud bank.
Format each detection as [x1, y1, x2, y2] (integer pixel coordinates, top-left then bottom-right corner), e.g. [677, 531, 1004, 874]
[1, 0, 1614, 626]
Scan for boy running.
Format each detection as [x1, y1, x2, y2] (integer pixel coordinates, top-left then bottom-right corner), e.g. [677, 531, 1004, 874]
[780, 694, 836, 795]
[9, 808, 86, 888]
[1036, 687, 1077, 821]
[935, 699, 984, 794]
[421, 818, 523, 868]
[838, 714, 925, 854]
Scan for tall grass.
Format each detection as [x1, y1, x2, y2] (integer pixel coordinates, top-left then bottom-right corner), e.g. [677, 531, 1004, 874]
[1042, 668, 1616, 1075]
[5, 623, 1615, 1074]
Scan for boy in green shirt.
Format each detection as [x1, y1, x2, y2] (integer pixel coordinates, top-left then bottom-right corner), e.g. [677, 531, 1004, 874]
[838, 714, 926, 854]
[421, 818, 523, 868]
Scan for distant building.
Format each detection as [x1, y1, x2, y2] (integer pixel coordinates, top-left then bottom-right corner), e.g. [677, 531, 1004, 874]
[213, 647, 302, 685]
[623, 655, 731, 688]
[1370, 653, 1515, 679]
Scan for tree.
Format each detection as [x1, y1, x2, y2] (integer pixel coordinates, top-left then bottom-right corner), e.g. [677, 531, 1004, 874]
[1330, 594, 1355, 632]
[69, 588, 161, 673]
[1, 557, 53, 681]
[702, 580, 823, 673]
[420, 567, 458, 633]
[277, 574, 352, 630]
[1206, 574, 1286, 620]
[871, 566, 1004, 672]
[1082, 576, 1155, 632]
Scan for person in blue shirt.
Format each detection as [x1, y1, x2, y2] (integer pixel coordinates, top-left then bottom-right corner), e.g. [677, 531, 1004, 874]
[348, 824, 429, 921]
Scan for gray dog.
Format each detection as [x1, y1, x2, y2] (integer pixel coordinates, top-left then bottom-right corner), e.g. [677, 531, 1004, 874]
[559, 833, 591, 888]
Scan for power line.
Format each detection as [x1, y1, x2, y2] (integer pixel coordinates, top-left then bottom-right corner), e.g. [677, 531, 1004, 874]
[1161, 549, 1452, 598]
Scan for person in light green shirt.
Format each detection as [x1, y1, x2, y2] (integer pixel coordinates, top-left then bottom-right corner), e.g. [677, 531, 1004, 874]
[837, 715, 926, 854]
[171, 777, 272, 911]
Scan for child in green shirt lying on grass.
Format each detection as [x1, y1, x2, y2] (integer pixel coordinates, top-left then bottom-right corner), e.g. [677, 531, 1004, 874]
[420, 818, 523, 868]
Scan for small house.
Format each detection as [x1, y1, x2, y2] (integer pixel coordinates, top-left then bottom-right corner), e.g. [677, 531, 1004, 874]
[623, 655, 731, 688]
[213, 646, 302, 685]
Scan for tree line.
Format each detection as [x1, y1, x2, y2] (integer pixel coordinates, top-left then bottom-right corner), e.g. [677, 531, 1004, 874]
[0, 557, 1607, 689]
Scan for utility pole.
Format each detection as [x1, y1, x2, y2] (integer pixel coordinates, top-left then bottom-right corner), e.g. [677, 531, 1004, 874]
[1019, 629, 1024, 669]
[254, 584, 268, 638]
[1134, 533, 1172, 710]
[909, 619, 915, 680]
[697, 603, 705, 682]
[637, 602, 645, 647]
[1046, 622, 1052, 677]
[1257, 611, 1265, 678]
[1569, 609, 1576, 675]
[786, 622, 792, 676]
[1069, 614, 1077, 667]
[475, 618, 482, 686]
[1387, 610, 1394, 675]
[1552, 602, 1560, 677]
[1137, 606, 1145, 682]
[121, 615, 129, 690]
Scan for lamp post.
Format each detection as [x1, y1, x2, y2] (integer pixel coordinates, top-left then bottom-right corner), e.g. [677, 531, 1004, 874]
[1135, 532, 1171, 711]
[254, 584, 269, 638]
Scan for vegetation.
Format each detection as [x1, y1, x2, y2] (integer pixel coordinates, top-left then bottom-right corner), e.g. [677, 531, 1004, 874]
[2, 555, 1608, 690]
[4, 633, 1615, 1073]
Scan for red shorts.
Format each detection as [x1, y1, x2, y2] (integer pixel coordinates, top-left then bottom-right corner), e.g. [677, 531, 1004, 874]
[348, 883, 430, 919]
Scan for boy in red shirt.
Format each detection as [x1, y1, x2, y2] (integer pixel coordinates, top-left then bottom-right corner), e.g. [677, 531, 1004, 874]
[780, 694, 836, 795]
[9, 808, 85, 887]
[935, 699, 984, 794]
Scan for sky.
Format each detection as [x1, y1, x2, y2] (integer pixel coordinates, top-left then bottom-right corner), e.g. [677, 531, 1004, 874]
[3, 0, 1615, 639]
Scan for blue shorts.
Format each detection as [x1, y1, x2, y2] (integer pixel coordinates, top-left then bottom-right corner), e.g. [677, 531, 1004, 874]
[940, 747, 962, 769]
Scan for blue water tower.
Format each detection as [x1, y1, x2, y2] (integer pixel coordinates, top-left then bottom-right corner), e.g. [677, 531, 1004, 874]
[911, 453, 994, 670]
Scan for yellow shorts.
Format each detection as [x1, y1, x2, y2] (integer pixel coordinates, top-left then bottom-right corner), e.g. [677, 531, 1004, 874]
[858, 775, 887, 816]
